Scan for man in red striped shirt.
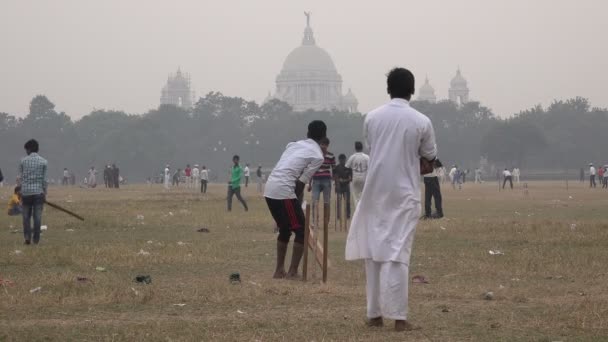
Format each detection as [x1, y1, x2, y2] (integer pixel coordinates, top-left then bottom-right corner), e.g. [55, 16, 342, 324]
[308, 137, 335, 227]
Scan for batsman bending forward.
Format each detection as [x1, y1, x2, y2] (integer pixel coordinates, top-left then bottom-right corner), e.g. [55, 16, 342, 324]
[264, 121, 326, 279]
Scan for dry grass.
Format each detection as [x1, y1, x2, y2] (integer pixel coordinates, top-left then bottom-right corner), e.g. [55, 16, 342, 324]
[1, 181, 608, 341]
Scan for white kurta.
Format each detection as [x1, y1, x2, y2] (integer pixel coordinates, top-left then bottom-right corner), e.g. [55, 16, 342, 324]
[164, 168, 171, 189]
[345, 98, 437, 264]
[88, 169, 97, 187]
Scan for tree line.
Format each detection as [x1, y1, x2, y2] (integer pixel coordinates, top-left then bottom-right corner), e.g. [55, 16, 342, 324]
[0, 94, 605, 182]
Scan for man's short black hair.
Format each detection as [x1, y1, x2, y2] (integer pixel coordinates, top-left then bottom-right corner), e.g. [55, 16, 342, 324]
[307, 120, 327, 142]
[338, 154, 347, 160]
[355, 141, 363, 152]
[233, 155, 240, 161]
[14, 185, 21, 194]
[319, 137, 330, 145]
[387, 67, 415, 99]
[24, 139, 39, 153]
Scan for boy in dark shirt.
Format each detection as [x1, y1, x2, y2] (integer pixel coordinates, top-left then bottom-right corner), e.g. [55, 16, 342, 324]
[334, 154, 353, 220]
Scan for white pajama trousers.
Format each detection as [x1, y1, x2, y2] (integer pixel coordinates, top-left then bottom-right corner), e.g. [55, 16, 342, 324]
[351, 177, 365, 209]
[365, 259, 409, 320]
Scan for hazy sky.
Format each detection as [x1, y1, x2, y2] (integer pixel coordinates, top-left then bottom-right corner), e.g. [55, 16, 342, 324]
[1, 0, 606, 119]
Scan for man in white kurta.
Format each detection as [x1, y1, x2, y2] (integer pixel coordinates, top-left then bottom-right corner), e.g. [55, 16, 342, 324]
[345, 141, 369, 209]
[192, 165, 200, 191]
[164, 165, 171, 190]
[345, 68, 437, 331]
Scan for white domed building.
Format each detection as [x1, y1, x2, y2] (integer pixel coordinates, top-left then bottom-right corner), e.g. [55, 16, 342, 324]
[269, 13, 358, 112]
[417, 77, 437, 103]
[448, 68, 469, 105]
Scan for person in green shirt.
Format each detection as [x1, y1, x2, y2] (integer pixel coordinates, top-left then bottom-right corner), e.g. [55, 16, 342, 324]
[227, 155, 248, 212]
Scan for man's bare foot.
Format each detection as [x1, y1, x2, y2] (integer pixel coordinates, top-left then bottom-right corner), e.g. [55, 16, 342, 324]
[273, 270, 286, 279]
[395, 320, 420, 332]
[366, 317, 384, 327]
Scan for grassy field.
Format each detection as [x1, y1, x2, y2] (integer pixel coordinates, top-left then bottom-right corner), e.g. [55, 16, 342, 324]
[1, 181, 608, 341]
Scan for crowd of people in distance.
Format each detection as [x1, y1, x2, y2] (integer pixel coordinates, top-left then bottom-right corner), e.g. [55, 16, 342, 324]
[57, 164, 121, 189]
[586, 163, 608, 188]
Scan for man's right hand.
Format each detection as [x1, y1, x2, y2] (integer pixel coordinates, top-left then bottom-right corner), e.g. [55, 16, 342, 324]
[307, 184, 312, 192]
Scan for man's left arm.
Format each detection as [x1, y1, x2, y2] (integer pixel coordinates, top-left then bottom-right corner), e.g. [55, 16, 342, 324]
[42, 162, 48, 196]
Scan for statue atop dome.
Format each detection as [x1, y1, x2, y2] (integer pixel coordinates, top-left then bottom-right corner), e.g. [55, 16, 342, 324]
[304, 11, 311, 27]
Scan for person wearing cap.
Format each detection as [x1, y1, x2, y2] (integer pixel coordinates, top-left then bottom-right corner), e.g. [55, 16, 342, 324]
[589, 163, 597, 188]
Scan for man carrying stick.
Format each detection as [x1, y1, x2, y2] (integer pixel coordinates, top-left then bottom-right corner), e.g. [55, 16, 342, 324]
[264, 120, 326, 279]
[345, 68, 437, 332]
[19, 139, 48, 245]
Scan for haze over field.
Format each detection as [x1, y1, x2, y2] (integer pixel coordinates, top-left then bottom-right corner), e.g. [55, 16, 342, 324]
[1, 0, 607, 118]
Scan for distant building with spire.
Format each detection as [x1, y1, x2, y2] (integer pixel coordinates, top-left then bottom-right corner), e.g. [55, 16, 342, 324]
[448, 68, 469, 105]
[416, 68, 471, 105]
[417, 77, 437, 103]
[160, 67, 195, 109]
[267, 12, 358, 112]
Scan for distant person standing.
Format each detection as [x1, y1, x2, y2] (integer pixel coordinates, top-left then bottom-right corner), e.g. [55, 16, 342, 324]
[423, 159, 443, 219]
[309, 137, 335, 226]
[227, 155, 248, 212]
[598, 166, 604, 186]
[474, 168, 482, 183]
[589, 163, 597, 188]
[173, 168, 181, 187]
[334, 154, 353, 221]
[104, 165, 111, 188]
[88, 166, 97, 188]
[62, 168, 69, 186]
[200, 166, 209, 193]
[0, 168, 4, 186]
[112, 164, 120, 189]
[184, 164, 192, 188]
[256, 165, 264, 193]
[346, 141, 369, 209]
[513, 167, 521, 183]
[164, 165, 171, 189]
[502, 168, 513, 189]
[244, 164, 251, 187]
[19, 139, 48, 245]
[603, 166, 608, 189]
[192, 164, 200, 191]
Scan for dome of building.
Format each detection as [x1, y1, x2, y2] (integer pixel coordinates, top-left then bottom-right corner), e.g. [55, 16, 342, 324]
[417, 77, 436, 102]
[271, 13, 356, 112]
[281, 45, 338, 73]
[449, 68, 469, 105]
[450, 68, 468, 87]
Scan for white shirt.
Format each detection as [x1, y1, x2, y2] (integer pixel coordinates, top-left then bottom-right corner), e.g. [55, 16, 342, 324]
[63, 170, 69, 177]
[345, 152, 370, 179]
[200, 169, 208, 181]
[244, 166, 250, 177]
[346, 98, 437, 263]
[264, 139, 324, 200]
[449, 167, 457, 178]
[164, 168, 170, 177]
[192, 167, 200, 179]
[503, 170, 512, 177]
[590, 166, 596, 175]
